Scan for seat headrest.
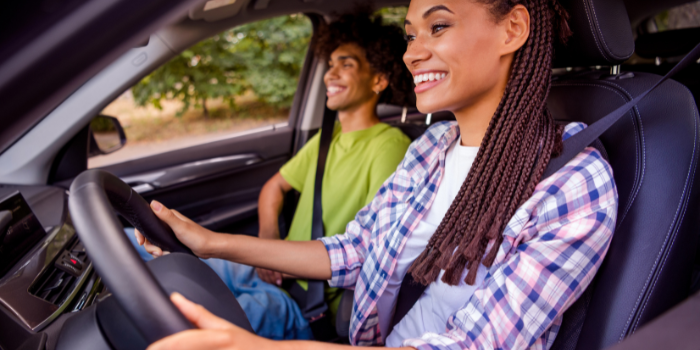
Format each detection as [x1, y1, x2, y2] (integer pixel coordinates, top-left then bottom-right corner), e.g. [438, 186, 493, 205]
[553, 0, 635, 68]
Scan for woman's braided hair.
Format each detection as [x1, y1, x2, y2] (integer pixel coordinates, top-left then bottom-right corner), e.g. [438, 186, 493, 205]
[409, 0, 573, 286]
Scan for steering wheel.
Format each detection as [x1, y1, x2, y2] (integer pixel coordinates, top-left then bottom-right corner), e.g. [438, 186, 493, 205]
[68, 169, 195, 342]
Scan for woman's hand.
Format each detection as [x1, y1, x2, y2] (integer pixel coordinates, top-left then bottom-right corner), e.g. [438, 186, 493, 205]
[147, 293, 275, 350]
[134, 200, 219, 259]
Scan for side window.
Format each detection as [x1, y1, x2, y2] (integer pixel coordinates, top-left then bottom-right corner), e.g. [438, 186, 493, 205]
[375, 6, 408, 27]
[650, 1, 700, 31]
[89, 14, 312, 168]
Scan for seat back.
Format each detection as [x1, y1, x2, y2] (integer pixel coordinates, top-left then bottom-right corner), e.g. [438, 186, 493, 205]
[376, 103, 455, 141]
[548, 0, 700, 349]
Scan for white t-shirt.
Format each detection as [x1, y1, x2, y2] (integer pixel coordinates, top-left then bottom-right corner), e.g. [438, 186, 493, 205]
[381, 138, 487, 347]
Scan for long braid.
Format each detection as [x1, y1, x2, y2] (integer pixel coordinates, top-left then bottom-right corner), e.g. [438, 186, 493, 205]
[410, 0, 570, 286]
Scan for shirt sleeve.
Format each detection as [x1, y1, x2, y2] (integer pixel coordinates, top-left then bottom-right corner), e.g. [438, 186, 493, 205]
[279, 132, 320, 192]
[365, 136, 411, 205]
[403, 149, 618, 350]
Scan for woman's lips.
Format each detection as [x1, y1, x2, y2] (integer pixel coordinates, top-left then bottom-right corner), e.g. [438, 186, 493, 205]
[326, 85, 347, 97]
[413, 71, 448, 93]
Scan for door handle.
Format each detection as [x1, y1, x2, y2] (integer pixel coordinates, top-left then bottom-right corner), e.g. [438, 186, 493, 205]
[121, 154, 261, 193]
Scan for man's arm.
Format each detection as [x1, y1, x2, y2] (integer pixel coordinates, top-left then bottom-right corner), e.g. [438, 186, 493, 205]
[257, 172, 293, 240]
[256, 172, 295, 285]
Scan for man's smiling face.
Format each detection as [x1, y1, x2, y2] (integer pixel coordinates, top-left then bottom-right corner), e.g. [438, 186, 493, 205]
[324, 43, 379, 111]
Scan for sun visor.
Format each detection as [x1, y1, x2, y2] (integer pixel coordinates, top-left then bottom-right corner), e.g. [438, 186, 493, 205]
[189, 0, 248, 22]
[553, 0, 635, 68]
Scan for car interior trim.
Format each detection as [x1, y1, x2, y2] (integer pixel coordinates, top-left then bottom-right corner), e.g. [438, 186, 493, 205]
[119, 153, 261, 193]
[0, 35, 176, 185]
[299, 60, 329, 132]
[0, 221, 94, 331]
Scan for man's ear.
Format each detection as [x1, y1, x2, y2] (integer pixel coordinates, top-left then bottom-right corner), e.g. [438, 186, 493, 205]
[373, 73, 390, 94]
[501, 4, 530, 55]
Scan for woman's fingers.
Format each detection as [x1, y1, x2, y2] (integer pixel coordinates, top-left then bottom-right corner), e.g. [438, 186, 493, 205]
[150, 201, 186, 232]
[137, 228, 171, 257]
[135, 229, 145, 245]
[143, 240, 165, 257]
[146, 329, 233, 350]
[149, 200, 214, 257]
[148, 293, 274, 350]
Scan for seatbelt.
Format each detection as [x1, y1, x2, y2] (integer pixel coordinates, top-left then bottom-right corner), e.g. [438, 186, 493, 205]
[302, 104, 336, 337]
[390, 42, 700, 332]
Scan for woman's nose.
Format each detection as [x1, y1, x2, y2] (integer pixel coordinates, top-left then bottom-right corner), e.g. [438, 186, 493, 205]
[403, 37, 431, 68]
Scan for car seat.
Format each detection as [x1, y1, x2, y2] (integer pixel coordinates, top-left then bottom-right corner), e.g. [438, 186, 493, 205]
[376, 104, 455, 141]
[546, 0, 700, 348]
[337, 1, 700, 346]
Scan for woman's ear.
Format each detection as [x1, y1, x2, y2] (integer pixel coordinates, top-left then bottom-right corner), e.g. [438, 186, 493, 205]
[501, 4, 530, 55]
[373, 73, 390, 95]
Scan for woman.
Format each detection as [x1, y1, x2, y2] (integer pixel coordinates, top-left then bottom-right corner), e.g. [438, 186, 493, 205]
[144, 0, 618, 348]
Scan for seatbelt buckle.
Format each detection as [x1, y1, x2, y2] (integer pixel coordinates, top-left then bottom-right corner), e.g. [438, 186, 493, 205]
[303, 303, 328, 322]
[308, 312, 326, 322]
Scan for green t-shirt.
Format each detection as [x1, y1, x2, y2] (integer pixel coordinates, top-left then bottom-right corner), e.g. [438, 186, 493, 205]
[279, 122, 411, 315]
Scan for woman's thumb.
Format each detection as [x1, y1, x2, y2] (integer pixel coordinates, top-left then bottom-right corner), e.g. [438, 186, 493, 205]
[151, 201, 180, 227]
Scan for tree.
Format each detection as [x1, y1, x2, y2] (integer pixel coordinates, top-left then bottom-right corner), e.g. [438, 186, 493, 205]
[132, 14, 312, 116]
[376, 6, 408, 27]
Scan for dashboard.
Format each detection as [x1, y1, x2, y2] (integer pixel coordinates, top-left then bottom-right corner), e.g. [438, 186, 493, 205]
[0, 185, 105, 350]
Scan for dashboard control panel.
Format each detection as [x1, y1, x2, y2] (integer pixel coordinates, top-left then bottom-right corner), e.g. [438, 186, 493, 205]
[0, 192, 47, 278]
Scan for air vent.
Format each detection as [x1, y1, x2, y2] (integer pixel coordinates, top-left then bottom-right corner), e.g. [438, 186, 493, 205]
[29, 238, 89, 306]
[32, 269, 76, 305]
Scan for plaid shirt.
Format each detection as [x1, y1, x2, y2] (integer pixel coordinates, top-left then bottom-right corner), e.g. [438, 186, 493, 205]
[320, 121, 618, 349]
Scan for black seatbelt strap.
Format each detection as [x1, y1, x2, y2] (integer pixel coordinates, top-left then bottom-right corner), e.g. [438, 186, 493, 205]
[390, 42, 700, 332]
[543, 42, 700, 177]
[302, 104, 336, 337]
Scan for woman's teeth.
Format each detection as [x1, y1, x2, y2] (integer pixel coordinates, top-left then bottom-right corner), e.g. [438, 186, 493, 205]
[328, 86, 345, 93]
[414, 72, 447, 85]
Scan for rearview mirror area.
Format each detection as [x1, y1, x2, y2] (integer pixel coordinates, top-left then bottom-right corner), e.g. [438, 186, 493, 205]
[88, 115, 127, 157]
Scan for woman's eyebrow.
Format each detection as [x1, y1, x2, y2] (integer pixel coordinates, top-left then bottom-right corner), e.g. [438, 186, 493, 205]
[423, 5, 454, 18]
[405, 5, 454, 25]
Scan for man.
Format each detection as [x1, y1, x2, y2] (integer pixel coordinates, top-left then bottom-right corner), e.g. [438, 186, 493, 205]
[133, 12, 414, 340]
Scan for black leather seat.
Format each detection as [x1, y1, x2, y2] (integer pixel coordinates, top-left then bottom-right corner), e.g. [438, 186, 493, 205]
[376, 104, 455, 141]
[547, 0, 700, 349]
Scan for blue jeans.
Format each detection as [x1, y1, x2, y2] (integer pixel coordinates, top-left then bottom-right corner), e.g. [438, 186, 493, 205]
[124, 228, 312, 340]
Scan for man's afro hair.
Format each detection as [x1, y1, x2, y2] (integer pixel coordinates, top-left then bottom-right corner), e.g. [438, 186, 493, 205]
[315, 11, 415, 107]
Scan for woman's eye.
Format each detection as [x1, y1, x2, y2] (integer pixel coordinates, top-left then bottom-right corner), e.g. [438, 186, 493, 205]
[431, 23, 450, 34]
[406, 34, 416, 42]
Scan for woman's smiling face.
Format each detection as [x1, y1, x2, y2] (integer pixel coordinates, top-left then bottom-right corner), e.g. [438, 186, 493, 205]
[403, 0, 514, 114]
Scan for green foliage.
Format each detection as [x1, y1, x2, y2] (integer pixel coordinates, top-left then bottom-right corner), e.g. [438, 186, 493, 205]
[132, 14, 312, 115]
[654, 11, 670, 31]
[90, 116, 116, 132]
[376, 6, 408, 28]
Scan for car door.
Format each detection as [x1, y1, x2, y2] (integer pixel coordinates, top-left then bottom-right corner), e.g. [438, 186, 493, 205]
[90, 14, 320, 236]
